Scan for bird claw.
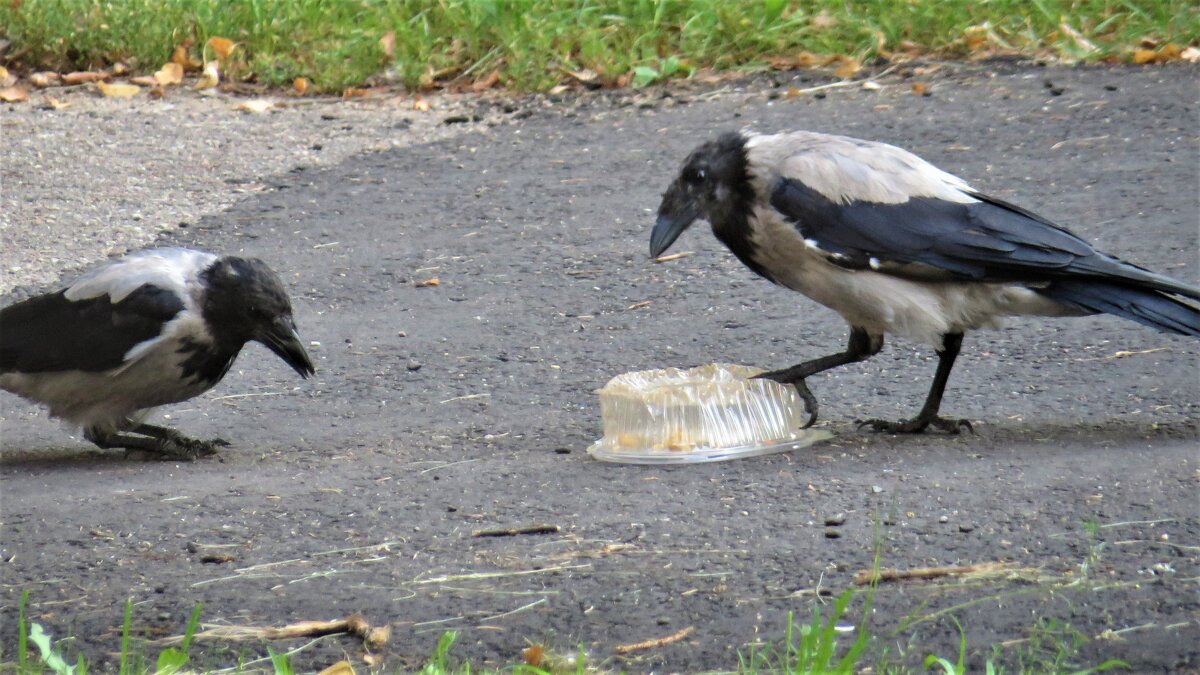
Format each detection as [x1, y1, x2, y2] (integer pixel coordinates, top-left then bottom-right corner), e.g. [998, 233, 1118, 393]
[754, 372, 819, 428]
[154, 436, 226, 461]
[857, 416, 973, 435]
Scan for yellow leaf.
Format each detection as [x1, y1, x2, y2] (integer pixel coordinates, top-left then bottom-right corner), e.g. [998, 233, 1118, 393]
[0, 66, 14, 87]
[830, 56, 860, 80]
[414, 276, 439, 287]
[62, 71, 105, 85]
[29, 72, 62, 88]
[412, 95, 431, 112]
[44, 96, 70, 110]
[379, 31, 395, 58]
[96, 81, 141, 98]
[1181, 46, 1200, 63]
[342, 87, 371, 99]
[235, 98, 273, 113]
[316, 661, 355, 675]
[195, 61, 220, 90]
[0, 85, 29, 102]
[293, 77, 310, 95]
[1132, 48, 1157, 64]
[963, 25, 989, 52]
[154, 62, 184, 85]
[172, 44, 202, 71]
[206, 37, 237, 60]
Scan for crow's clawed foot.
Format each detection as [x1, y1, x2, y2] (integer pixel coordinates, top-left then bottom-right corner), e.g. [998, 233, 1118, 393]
[154, 436, 228, 461]
[754, 373, 819, 428]
[857, 416, 973, 435]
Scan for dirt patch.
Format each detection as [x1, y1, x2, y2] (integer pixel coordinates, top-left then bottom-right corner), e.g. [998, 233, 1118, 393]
[2, 64, 1198, 672]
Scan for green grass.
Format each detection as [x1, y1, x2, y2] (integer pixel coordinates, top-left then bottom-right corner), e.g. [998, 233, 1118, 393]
[2, 0, 1196, 93]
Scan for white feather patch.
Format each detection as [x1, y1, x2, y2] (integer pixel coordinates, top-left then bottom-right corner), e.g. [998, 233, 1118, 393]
[65, 248, 217, 303]
[744, 130, 978, 205]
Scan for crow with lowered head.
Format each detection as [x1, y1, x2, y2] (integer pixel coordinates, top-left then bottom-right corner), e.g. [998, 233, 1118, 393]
[1, 248, 315, 459]
[652, 130, 1199, 433]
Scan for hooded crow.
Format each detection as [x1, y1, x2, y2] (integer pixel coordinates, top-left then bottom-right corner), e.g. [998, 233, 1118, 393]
[1, 248, 315, 458]
[652, 130, 1200, 433]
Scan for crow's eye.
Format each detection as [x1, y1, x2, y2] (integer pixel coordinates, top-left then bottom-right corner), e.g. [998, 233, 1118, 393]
[683, 166, 707, 184]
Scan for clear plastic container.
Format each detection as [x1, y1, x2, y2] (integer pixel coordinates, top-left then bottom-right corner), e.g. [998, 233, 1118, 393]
[587, 364, 833, 464]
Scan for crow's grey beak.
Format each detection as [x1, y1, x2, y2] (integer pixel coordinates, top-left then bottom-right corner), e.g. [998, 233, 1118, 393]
[259, 316, 315, 378]
[651, 183, 701, 258]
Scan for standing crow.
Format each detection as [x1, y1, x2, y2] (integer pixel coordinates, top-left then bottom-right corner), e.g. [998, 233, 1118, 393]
[1, 248, 315, 458]
[651, 130, 1199, 433]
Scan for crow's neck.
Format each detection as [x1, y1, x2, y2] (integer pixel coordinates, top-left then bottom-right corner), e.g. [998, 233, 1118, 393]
[176, 335, 242, 385]
[710, 187, 772, 282]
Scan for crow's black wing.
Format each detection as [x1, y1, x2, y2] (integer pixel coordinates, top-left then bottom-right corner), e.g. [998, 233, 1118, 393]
[769, 177, 1198, 298]
[0, 285, 184, 373]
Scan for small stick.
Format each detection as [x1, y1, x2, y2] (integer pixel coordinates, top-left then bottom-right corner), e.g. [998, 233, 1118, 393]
[626, 300, 652, 310]
[160, 613, 382, 644]
[472, 524, 560, 538]
[854, 562, 1008, 586]
[614, 626, 695, 654]
[654, 251, 693, 263]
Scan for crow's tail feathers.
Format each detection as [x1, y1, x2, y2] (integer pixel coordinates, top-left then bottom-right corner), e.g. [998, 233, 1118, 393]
[1042, 280, 1200, 337]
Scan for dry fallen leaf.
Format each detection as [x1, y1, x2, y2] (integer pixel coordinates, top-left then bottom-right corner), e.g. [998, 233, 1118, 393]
[379, 31, 395, 58]
[235, 98, 273, 113]
[0, 66, 15, 88]
[29, 72, 62, 88]
[62, 71, 106, 85]
[911, 82, 930, 96]
[195, 61, 220, 90]
[171, 44, 202, 71]
[0, 85, 29, 102]
[1182, 46, 1200, 63]
[828, 55, 860, 80]
[567, 68, 600, 84]
[522, 645, 544, 667]
[154, 62, 184, 85]
[342, 87, 371, 99]
[109, 62, 130, 76]
[130, 75, 158, 86]
[96, 81, 141, 98]
[963, 25, 990, 53]
[472, 69, 500, 92]
[414, 277, 439, 287]
[1132, 48, 1157, 64]
[43, 96, 70, 110]
[412, 95, 430, 112]
[315, 661, 354, 675]
[293, 77, 310, 95]
[207, 36, 237, 60]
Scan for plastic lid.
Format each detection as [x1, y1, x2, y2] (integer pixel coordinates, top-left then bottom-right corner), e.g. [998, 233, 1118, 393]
[588, 364, 832, 464]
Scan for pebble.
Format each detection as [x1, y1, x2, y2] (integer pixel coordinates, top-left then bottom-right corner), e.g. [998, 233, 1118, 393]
[824, 513, 846, 527]
[824, 528, 841, 539]
[406, 359, 422, 371]
[938, 515, 950, 523]
[958, 524, 975, 533]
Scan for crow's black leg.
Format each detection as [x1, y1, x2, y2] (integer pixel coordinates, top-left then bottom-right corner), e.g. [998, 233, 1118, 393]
[754, 327, 883, 427]
[85, 424, 224, 460]
[860, 332, 973, 434]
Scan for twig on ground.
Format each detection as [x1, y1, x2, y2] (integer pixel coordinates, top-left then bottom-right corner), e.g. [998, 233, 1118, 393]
[854, 562, 1011, 585]
[472, 524, 561, 538]
[654, 251, 693, 263]
[159, 613, 390, 647]
[614, 626, 695, 654]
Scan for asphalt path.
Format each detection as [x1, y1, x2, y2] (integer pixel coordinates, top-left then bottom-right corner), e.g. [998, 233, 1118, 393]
[2, 64, 1197, 672]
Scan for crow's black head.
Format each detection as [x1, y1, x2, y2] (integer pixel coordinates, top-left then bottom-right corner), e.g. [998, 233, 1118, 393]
[651, 131, 751, 258]
[201, 257, 315, 378]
